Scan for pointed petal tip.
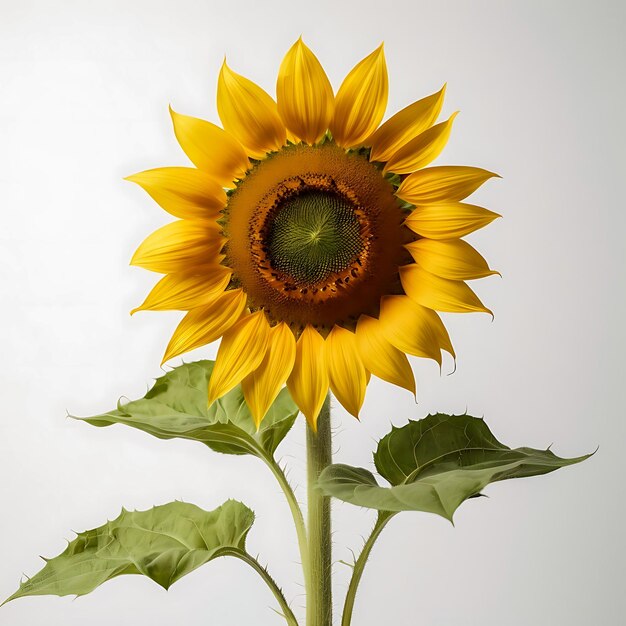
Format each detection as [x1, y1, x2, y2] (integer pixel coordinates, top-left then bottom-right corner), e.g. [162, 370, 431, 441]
[442, 358, 455, 376]
[478, 169, 501, 181]
[445, 356, 458, 377]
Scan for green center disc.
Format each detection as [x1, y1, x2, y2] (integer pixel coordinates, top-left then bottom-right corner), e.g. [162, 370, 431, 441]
[267, 191, 363, 285]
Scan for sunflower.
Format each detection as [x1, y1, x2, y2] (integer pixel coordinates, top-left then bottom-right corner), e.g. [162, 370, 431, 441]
[128, 39, 500, 430]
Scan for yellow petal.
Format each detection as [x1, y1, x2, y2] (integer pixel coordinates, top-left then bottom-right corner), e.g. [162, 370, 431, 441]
[242, 322, 297, 428]
[125, 167, 227, 220]
[404, 202, 501, 239]
[130, 220, 225, 274]
[169, 107, 249, 186]
[277, 38, 334, 145]
[207, 311, 271, 405]
[405, 239, 499, 281]
[162, 288, 247, 363]
[400, 264, 492, 315]
[325, 326, 367, 419]
[330, 44, 388, 148]
[131, 266, 232, 314]
[217, 61, 287, 159]
[397, 166, 500, 205]
[369, 85, 446, 163]
[379, 295, 454, 364]
[285, 128, 299, 144]
[287, 325, 329, 431]
[384, 112, 458, 175]
[355, 315, 415, 396]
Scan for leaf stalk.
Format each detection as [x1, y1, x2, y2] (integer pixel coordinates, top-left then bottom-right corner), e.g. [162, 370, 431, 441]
[340, 511, 395, 626]
[225, 549, 299, 626]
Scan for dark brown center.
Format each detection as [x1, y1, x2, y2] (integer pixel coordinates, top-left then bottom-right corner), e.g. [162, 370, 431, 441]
[224, 143, 409, 330]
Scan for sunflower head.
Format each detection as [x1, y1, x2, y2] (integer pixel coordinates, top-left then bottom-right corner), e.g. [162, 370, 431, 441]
[128, 38, 500, 430]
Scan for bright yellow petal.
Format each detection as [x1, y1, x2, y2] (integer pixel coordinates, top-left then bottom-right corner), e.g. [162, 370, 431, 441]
[384, 112, 458, 175]
[287, 325, 329, 431]
[125, 167, 227, 220]
[330, 44, 388, 148]
[405, 239, 499, 281]
[130, 220, 225, 274]
[208, 311, 271, 405]
[131, 266, 232, 314]
[325, 326, 367, 419]
[285, 128, 299, 144]
[404, 202, 501, 239]
[276, 38, 334, 145]
[169, 107, 249, 186]
[355, 315, 415, 396]
[397, 166, 500, 205]
[242, 322, 296, 428]
[400, 264, 492, 315]
[162, 288, 247, 363]
[217, 61, 287, 159]
[426, 307, 455, 360]
[379, 295, 454, 365]
[369, 85, 446, 163]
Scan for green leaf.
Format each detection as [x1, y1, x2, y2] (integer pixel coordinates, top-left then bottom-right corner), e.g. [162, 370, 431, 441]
[5, 500, 254, 602]
[319, 413, 591, 522]
[76, 361, 298, 458]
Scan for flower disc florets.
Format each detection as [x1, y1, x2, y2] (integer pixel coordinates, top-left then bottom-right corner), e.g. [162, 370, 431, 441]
[225, 143, 408, 330]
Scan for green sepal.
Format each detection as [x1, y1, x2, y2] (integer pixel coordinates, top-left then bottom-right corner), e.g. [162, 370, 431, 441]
[5, 500, 254, 602]
[75, 361, 298, 458]
[318, 413, 592, 522]
[383, 171, 402, 187]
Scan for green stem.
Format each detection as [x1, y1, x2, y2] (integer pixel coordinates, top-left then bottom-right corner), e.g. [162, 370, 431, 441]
[340, 511, 395, 626]
[306, 394, 333, 626]
[265, 456, 310, 600]
[226, 549, 299, 626]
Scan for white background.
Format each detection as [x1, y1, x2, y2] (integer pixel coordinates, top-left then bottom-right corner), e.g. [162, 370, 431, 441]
[1, 1, 624, 624]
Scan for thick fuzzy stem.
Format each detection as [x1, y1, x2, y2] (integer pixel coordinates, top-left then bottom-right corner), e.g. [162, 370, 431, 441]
[306, 394, 333, 626]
